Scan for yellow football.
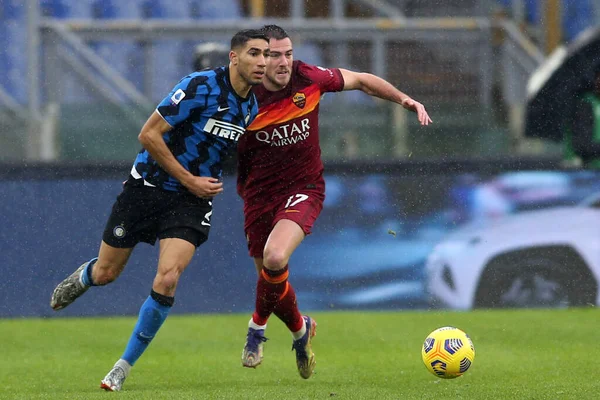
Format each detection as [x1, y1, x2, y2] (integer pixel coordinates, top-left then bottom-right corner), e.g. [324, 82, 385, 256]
[421, 326, 475, 379]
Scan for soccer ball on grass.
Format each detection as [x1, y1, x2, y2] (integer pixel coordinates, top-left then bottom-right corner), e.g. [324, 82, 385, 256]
[421, 326, 475, 379]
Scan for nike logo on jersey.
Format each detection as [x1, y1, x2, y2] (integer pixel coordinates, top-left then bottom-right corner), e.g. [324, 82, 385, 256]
[217, 105, 230, 112]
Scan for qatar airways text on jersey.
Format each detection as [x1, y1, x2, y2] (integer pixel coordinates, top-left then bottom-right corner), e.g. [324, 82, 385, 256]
[253, 118, 311, 147]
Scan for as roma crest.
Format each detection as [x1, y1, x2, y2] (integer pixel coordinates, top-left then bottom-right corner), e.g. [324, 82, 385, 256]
[292, 92, 306, 109]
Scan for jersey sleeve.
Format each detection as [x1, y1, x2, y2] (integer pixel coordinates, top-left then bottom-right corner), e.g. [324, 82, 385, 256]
[156, 74, 210, 127]
[297, 61, 345, 93]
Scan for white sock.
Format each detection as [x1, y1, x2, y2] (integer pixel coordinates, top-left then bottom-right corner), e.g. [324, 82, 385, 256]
[115, 359, 132, 377]
[248, 318, 267, 331]
[292, 323, 306, 340]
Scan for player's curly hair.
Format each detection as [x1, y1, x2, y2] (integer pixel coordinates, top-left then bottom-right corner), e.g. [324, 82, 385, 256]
[261, 25, 289, 41]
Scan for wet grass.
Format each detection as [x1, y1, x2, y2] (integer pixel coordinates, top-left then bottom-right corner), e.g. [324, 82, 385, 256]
[1, 308, 598, 399]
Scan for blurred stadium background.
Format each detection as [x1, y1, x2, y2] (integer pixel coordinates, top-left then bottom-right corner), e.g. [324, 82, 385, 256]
[2, 0, 600, 318]
[5, 0, 598, 163]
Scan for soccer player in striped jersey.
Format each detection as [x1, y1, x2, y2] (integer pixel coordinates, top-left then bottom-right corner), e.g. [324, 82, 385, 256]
[50, 29, 269, 391]
[238, 25, 431, 378]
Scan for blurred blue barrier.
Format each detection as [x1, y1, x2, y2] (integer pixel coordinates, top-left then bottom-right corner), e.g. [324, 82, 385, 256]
[5, 161, 599, 318]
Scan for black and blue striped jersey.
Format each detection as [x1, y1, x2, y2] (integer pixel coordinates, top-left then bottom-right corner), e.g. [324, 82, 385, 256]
[131, 66, 258, 192]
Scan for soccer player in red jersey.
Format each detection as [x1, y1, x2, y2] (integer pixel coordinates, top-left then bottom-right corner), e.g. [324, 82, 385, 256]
[238, 25, 432, 378]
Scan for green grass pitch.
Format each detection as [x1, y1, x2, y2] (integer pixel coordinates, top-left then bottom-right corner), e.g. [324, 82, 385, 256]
[1, 308, 599, 399]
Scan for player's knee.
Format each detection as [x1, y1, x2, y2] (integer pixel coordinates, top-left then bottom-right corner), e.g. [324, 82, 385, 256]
[263, 248, 288, 271]
[153, 269, 181, 294]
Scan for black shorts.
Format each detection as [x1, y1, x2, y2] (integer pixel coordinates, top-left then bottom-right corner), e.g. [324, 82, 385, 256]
[102, 180, 212, 248]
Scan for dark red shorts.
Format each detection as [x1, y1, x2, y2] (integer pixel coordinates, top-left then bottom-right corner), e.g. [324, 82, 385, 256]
[244, 189, 325, 258]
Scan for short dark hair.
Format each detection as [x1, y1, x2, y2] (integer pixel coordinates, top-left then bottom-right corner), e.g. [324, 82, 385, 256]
[261, 25, 290, 41]
[230, 29, 268, 50]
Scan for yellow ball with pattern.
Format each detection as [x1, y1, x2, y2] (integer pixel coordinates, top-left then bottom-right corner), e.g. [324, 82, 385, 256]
[421, 327, 475, 379]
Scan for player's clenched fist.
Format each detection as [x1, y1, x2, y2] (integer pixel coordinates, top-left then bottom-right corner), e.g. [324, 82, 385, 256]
[184, 176, 224, 198]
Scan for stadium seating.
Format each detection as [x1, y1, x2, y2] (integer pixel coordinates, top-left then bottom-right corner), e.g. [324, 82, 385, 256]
[141, 0, 186, 102]
[90, 0, 145, 95]
[1, 1, 27, 103]
[561, 0, 596, 42]
[0, 0, 518, 162]
[190, 0, 242, 19]
[400, 0, 484, 17]
[495, 0, 598, 43]
[35, 0, 245, 104]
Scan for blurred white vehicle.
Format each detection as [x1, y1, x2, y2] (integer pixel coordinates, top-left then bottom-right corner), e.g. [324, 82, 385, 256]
[425, 193, 600, 309]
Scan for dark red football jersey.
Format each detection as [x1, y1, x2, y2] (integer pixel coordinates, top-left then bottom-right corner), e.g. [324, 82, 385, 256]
[237, 61, 344, 215]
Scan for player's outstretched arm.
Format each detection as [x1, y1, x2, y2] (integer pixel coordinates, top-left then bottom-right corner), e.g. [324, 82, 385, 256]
[138, 111, 223, 198]
[339, 68, 432, 126]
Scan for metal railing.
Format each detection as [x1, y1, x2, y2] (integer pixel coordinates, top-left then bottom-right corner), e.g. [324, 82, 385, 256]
[39, 16, 497, 105]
